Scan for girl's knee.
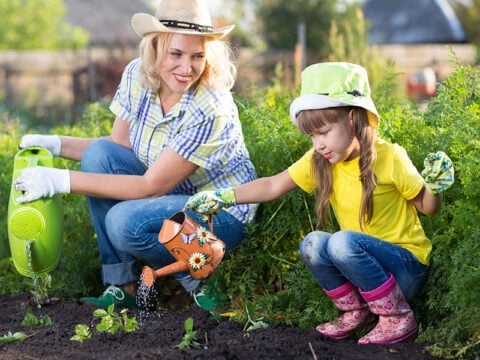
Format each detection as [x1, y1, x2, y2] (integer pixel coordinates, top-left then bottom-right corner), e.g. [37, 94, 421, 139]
[300, 231, 329, 265]
[327, 231, 356, 261]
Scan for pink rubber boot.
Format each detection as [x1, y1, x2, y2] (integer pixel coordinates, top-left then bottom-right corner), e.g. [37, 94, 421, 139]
[316, 282, 376, 340]
[358, 273, 418, 345]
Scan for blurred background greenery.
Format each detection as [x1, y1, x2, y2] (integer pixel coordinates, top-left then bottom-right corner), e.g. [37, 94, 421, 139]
[1, 0, 479, 358]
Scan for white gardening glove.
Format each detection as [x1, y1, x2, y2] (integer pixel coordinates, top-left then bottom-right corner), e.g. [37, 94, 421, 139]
[19, 134, 62, 156]
[14, 167, 70, 204]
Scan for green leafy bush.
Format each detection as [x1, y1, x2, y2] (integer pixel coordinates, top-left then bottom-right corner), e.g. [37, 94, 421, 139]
[0, 57, 479, 358]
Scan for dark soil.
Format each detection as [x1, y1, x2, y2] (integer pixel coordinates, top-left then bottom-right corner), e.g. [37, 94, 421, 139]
[0, 292, 443, 360]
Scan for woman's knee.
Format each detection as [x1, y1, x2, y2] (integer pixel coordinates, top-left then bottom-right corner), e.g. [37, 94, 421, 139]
[105, 203, 135, 251]
[81, 139, 111, 173]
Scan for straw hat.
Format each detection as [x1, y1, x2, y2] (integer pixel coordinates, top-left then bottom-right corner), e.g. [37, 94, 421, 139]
[290, 62, 380, 127]
[131, 0, 235, 39]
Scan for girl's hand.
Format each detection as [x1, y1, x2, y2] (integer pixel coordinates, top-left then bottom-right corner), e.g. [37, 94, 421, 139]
[185, 188, 236, 220]
[421, 151, 454, 195]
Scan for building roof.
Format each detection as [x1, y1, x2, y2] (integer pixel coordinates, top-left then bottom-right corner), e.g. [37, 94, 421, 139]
[64, 0, 153, 45]
[363, 0, 467, 44]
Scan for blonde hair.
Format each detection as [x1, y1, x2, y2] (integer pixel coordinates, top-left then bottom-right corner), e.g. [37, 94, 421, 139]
[297, 107, 377, 230]
[137, 33, 237, 91]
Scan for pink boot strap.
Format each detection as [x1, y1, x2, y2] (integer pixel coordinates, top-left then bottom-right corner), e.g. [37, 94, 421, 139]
[323, 282, 355, 299]
[359, 273, 396, 302]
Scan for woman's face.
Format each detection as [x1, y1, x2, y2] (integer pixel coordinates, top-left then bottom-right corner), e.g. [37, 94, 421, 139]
[158, 33, 207, 98]
[310, 114, 360, 164]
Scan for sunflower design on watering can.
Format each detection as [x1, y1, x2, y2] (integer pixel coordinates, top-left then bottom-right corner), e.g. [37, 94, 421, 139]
[142, 211, 226, 287]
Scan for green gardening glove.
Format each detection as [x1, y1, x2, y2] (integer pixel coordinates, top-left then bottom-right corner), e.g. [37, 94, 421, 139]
[185, 188, 236, 221]
[421, 151, 454, 195]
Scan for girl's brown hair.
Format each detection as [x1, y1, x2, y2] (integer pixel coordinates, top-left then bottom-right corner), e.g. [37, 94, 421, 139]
[296, 107, 377, 230]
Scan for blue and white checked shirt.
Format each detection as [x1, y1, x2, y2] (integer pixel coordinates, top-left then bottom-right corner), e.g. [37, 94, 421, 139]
[109, 59, 258, 224]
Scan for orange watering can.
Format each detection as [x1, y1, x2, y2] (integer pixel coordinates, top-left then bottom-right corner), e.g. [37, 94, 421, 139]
[142, 211, 225, 287]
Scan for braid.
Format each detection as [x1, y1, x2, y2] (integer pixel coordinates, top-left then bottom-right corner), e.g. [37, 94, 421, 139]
[352, 109, 377, 229]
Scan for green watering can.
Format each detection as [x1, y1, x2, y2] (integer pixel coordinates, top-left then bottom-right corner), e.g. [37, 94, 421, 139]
[5, 147, 64, 277]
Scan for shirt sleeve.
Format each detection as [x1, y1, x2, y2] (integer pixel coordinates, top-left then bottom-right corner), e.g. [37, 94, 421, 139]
[391, 144, 425, 200]
[287, 148, 317, 193]
[109, 58, 144, 123]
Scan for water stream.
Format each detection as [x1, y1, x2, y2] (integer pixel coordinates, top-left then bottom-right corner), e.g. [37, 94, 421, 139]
[25, 241, 45, 309]
[136, 274, 158, 325]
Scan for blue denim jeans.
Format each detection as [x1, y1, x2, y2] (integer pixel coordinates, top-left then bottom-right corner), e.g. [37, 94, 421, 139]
[299, 230, 428, 301]
[81, 140, 248, 292]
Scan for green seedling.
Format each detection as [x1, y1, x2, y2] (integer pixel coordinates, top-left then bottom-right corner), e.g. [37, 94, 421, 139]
[21, 307, 52, 327]
[176, 317, 203, 349]
[70, 324, 92, 343]
[70, 305, 138, 342]
[243, 302, 268, 336]
[94, 304, 139, 335]
[0, 331, 33, 344]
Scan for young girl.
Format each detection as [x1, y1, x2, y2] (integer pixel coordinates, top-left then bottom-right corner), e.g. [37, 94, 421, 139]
[185, 62, 454, 344]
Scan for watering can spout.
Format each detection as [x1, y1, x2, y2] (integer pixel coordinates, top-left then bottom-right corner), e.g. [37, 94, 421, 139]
[142, 261, 189, 287]
[141, 211, 226, 287]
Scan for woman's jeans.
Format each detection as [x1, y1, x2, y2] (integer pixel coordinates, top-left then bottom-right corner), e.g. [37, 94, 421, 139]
[299, 230, 429, 301]
[81, 140, 248, 292]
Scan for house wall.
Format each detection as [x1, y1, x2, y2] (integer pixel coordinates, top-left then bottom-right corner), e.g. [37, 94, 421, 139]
[376, 43, 477, 83]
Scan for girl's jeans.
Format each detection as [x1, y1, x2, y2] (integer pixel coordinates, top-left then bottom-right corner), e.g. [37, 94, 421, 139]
[299, 230, 428, 301]
[81, 140, 248, 292]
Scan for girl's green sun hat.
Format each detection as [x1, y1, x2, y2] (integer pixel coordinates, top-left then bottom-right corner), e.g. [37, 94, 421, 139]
[289, 62, 379, 127]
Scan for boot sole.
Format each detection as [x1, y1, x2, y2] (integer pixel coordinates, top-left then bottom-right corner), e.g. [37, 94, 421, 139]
[361, 326, 418, 345]
[317, 313, 377, 340]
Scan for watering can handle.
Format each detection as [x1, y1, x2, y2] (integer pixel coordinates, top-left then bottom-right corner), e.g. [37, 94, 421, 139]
[181, 208, 215, 233]
[207, 214, 214, 233]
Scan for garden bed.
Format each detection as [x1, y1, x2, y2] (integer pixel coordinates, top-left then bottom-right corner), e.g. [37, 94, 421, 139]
[0, 292, 443, 359]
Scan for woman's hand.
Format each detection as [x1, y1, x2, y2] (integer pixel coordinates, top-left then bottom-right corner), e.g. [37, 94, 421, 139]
[19, 135, 61, 156]
[14, 167, 70, 203]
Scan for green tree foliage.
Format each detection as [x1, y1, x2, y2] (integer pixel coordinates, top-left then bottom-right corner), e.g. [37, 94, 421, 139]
[252, 0, 337, 56]
[0, 0, 88, 50]
[451, 0, 480, 50]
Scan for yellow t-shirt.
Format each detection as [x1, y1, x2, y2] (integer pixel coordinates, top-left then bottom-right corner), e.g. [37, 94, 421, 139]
[287, 138, 431, 265]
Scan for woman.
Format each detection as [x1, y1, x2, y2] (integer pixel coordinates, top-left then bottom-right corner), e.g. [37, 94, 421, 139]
[15, 0, 258, 311]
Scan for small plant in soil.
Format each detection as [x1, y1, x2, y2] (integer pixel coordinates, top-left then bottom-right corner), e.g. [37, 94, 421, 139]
[242, 302, 268, 335]
[0, 331, 33, 344]
[21, 307, 52, 327]
[176, 317, 203, 349]
[70, 324, 92, 343]
[94, 304, 139, 334]
[70, 304, 138, 342]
